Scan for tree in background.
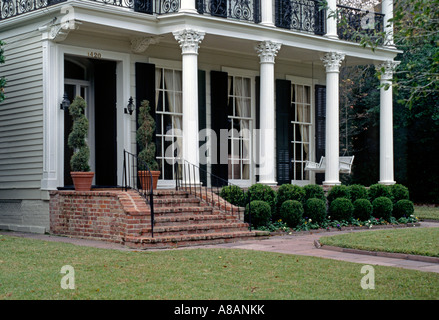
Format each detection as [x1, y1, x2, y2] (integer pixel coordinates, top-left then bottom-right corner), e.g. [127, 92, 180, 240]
[337, 0, 439, 203]
[0, 40, 5, 103]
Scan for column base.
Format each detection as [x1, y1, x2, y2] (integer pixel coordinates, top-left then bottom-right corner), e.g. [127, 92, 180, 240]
[378, 180, 396, 185]
[323, 180, 341, 186]
[324, 34, 339, 40]
[258, 181, 278, 187]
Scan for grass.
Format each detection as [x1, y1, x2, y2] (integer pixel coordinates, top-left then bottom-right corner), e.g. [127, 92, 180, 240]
[319, 227, 439, 257]
[0, 234, 438, 300]
[415, 205, 439, 221]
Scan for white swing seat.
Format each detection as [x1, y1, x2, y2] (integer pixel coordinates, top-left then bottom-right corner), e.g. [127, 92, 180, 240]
[305, 156, 354, 174]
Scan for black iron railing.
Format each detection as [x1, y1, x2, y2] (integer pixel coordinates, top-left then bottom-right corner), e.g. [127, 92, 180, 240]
[123, 150, 155, 237]
[175, 159, 252, 230]
[0, 0, 179, 20]
[196, 0, 261, 23]
[275, 0, 326, 35]
[337, 4, 384, 43]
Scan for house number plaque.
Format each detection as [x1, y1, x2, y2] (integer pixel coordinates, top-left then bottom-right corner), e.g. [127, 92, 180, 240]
[87, 51, 102, 59]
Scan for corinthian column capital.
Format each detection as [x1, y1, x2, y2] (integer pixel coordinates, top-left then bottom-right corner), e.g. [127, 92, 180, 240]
[321, 52, 345, 73]
[173, 29, 205, 55]
[376, 60, 400, 81]
[255, 41, 282, 63]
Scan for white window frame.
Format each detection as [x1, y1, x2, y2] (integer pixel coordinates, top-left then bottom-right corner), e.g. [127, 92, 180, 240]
[286, 75, 316, 186]
[222, 67, 258, 187]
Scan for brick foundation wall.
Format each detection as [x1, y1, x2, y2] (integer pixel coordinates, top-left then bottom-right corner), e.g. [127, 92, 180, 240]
[49, 190, 147, 244]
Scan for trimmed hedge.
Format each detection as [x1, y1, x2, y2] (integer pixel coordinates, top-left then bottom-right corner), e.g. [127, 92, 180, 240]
[275, 184, 305, 218]
[368, 184, 392, 202]
[372, 196, 393, 221]
[391, 184, 410, 203]
[245, 200, 271, 228]
[393, 199, 415, 219]
[220, 185, 245, 207]
[303, 184, 326, 201]
[327, 185, 350, 204]
[304, 198, 327, 223]
[329, 198, 354, 221]
[279, 200, 304, 228]
[348, 184, 368, 203]
[353, 199, 373, 221]
[246, 184, 276, 215]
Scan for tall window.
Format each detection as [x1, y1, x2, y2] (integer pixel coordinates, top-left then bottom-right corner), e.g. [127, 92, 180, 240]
[155, 68, 183, 180]
[227, 75, 252, 182]
[291, 82, 312, 184]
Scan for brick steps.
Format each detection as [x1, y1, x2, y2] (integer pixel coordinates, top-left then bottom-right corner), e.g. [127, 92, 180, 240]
[125, 230, 270, 249]
[50, 188, 267, 250]
[123, 189, 266, 249]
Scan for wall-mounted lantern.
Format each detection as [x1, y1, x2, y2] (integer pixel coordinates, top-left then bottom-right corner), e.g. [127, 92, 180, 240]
[125, 96, 134, 115]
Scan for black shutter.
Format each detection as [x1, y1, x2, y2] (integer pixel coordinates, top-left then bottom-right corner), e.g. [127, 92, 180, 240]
[210, 70, 229, 186]
[135, 62, 156, 158]
[276, 79, 292, 185]
[315, 84, 326, 185]
[198, 70, 207, 186]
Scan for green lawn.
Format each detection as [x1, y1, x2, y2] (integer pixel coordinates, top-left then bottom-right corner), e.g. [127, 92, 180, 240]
[319, 227, 439, 257]
[415, 205, 439, 221]
[0, 234, 438, 300]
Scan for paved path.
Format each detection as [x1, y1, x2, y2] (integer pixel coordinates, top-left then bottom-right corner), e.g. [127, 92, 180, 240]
[2, 222, 439, 273]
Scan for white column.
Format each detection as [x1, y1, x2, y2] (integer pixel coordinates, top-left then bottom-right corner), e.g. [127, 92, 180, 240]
[40, 30, 61, 192]
[382, 0, 394, 47]
[376, 60, 399, 185]
[321, 52, 345, 186]
[179, 0, 197, 13]
[325, 0, 338, 39]
[261, 0, 274, 27]
[173, 29, 205, 182]
[255, 40, 281, 185]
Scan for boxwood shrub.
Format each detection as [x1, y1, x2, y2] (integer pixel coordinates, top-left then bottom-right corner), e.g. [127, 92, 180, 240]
[246, 184, 276, 215]
[245, 200, 271, 228]
[348, 184, 368, 203]
[368, 184, 392, 202]
[275, 184, 305, 219]
[329, 198, 354, 221]
[220, 185, 245, 207]
[393, 199, 415, 219]
[353, 199, 373, 221]
[372, 196, 393, 221]
[303, 184, 326, 201]
[327, 185, 350, 204]
[279, 200, 304, 228]
[304, 198, 327, 223]
[391, 184, 410, 203]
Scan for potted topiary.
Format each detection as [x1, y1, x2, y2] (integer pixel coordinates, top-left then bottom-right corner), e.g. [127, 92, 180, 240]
[136, 100, 160, 190]
[68, 96, 94, 191]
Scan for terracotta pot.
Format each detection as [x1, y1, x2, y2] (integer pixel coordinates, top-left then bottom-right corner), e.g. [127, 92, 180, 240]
[138, 170, 160, 191]
[71, 172, 95, 191]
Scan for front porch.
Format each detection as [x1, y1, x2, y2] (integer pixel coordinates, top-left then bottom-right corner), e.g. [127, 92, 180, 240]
[49, 188, 269, 248]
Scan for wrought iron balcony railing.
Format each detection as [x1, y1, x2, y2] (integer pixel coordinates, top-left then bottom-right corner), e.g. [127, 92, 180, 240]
[196, 0, 261, 23]
[0, 0, 180, 20]
[275, 0, 326, 35]
[337, 4, 384, 43]
[0, 0, 385, 46]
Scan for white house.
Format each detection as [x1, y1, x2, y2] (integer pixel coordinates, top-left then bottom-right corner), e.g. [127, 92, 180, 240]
[0, 0, 400, 233]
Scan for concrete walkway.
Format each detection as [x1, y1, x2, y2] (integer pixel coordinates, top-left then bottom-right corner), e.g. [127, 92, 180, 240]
[2, 221, 439, 273]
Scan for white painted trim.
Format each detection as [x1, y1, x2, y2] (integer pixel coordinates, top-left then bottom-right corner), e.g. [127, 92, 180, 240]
[56, 44, 131, 187]
[286, 74, 316, 185]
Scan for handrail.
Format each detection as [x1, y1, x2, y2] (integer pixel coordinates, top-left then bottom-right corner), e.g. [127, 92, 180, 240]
[174, 159, 252, 231]
[122, 150, 155, 238]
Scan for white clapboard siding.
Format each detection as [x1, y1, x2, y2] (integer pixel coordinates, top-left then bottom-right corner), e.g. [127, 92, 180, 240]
[0, 30, 44, 191]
